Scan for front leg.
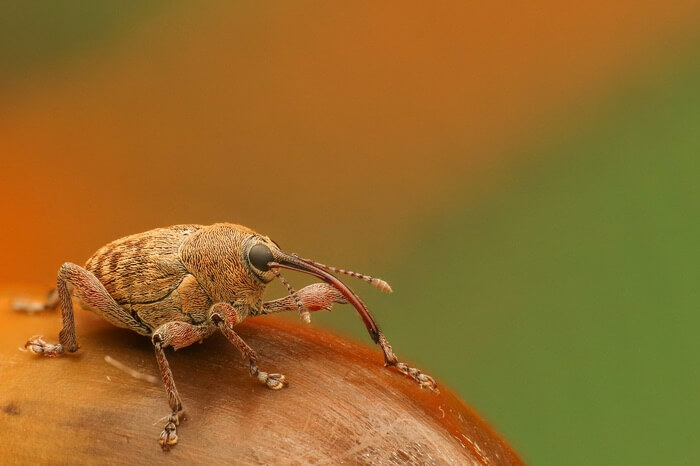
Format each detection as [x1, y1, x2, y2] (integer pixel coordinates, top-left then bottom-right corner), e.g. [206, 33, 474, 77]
[377, 333, 438, 391]
[208, 303, 286, 390]
[263, 284, 437, 392]
[261, 283, 348, 315]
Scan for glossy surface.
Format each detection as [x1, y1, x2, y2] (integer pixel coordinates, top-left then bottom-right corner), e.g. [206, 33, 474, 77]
[0, 291, 522, 465]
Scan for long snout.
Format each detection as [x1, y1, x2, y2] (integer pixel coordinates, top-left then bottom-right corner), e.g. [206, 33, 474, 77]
[268, 252, 381, 343]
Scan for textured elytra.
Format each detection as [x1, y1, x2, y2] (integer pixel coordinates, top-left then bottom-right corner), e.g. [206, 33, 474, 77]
[85, 225, 200, 306]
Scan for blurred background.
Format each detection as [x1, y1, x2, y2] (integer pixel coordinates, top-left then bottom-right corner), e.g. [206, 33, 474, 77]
[2, 2, 699, 464]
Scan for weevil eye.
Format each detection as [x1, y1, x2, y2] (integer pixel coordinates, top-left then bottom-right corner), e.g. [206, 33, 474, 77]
[249, 244, 273, 272]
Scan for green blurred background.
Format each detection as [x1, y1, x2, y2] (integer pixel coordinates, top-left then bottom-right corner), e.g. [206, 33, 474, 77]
[2, 2, 699, 464]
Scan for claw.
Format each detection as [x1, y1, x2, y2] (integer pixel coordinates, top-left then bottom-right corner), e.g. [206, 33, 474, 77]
[159, 413, 179, 450]
[393, 362, 439, 393]
[24, 337, 64, 357]
[257, 371, 287, 390]
[377, 333, 439, 392]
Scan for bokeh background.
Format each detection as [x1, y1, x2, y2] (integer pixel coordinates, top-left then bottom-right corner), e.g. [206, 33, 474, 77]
[2, 2, 700, 464]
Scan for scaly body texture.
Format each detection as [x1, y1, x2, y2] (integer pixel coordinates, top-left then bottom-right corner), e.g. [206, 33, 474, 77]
[18, 223, 436, 449]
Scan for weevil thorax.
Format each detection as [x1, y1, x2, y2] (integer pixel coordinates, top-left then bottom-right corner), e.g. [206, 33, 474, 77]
[178, 223, 278, 310]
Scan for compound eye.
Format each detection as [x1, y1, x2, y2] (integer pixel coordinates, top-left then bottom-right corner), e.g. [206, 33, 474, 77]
[249, 244, 273, 272]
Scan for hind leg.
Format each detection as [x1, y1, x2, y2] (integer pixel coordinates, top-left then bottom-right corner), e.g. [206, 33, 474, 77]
[25, 262, 151, 356]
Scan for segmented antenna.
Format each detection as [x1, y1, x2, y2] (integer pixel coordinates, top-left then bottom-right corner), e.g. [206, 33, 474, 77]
[272, 269, 311, 323]
[302, 259, 393, 293]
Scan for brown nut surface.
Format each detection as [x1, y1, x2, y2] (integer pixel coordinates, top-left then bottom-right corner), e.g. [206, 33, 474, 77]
[0, 291, 522, 465]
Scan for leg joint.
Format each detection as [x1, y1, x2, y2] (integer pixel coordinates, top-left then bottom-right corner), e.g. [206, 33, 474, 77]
[209, 311, 224, 325]
[152, 333, 164, 346]
[208, 302, 243, 327]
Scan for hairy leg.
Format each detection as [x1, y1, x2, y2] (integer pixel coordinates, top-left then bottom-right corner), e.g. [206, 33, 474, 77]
[376, 333, 437, 390]
[208, 302, 286, 390]
[260, 283, 348, 315]
[262, 283, 437, 391]
[151, 320, 215, 450]
[25, 262, 151, 356]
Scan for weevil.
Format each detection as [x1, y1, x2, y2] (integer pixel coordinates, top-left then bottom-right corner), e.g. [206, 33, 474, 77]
[17, 223, 436, 449]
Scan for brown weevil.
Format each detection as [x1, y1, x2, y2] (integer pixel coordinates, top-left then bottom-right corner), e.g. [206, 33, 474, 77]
[17, 223, 437, 449]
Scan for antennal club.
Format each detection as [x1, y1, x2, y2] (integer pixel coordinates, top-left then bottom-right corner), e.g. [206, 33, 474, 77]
[300, 259, 393, 293]
[272, 269, 311, 323]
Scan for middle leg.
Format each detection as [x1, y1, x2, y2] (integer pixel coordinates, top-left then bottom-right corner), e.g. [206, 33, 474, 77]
[151, 321, 214, 449]
[208, 302, 286, 390]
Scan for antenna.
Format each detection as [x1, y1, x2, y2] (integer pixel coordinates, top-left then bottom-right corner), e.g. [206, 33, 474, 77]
[272, 269, 311, 323]
[301, 259, 393, 293]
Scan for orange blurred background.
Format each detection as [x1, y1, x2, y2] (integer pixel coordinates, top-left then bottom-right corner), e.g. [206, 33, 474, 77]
[3, 2, 700, 463]
[3, 1, 698, 286]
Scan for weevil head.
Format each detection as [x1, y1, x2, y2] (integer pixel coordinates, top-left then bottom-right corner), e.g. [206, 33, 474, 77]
[179, 224, 281, 306]
[180, 223, 386, 340]
[243, 234, 384, 343]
